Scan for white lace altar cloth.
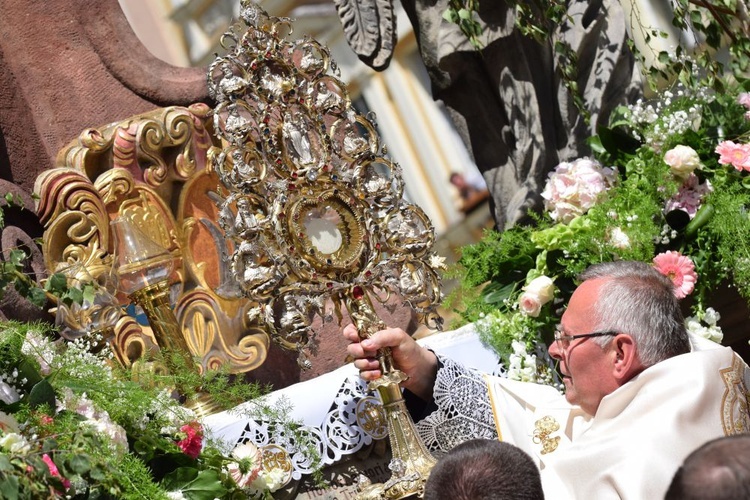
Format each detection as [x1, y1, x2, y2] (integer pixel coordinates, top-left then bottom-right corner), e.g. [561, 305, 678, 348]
[201, 323, 500, 480]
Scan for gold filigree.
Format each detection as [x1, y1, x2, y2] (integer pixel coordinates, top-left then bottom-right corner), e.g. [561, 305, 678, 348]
[356, 396, 388, 439]
[210, 3, 445, 496]
[532, 415, 561, 455]
[720, 355, 750, 435]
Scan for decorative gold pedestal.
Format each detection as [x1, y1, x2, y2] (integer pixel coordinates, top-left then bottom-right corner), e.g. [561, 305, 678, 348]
[130, 279, 220, 418]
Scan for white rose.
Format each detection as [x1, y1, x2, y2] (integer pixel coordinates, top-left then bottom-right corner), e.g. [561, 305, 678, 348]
[0, 432, 31, 455]
[519, 293, 542, 317]
[664, 145, 702, 178]
[523, 276, 555, 304]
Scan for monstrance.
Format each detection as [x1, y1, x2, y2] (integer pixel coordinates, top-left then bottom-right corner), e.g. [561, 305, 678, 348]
[208, 3, 444, 498]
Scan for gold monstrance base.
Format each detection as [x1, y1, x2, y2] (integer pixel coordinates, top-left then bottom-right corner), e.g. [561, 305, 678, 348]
[130, 280, 221, 419]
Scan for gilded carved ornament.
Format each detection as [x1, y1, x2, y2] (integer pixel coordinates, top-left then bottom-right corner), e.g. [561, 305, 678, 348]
[34, 104, 269, 373]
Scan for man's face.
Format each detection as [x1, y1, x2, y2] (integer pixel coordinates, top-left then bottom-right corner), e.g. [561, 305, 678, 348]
[548, 279, 619, 415]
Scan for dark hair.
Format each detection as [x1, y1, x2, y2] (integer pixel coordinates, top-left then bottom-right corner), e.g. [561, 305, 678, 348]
[580, 260, 690, 366]
[423, 439, 544, 500]
[665, 434, 750, 500]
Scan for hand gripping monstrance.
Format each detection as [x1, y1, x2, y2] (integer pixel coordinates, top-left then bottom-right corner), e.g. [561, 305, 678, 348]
[208, 3, 445, 498]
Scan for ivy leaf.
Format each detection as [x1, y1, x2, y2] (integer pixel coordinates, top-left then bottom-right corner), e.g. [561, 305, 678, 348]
[27, 287, 48, 308]
[45, 273, 68, 296]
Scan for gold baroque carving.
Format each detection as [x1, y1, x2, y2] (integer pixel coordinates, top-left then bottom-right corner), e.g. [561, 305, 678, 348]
[35, 105, 269, 373]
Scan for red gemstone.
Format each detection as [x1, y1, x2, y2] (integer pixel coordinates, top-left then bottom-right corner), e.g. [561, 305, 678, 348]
[352, 286, 364, 300]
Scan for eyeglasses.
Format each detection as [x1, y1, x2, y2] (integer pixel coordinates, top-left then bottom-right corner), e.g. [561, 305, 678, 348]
[554, 325, 618, 347]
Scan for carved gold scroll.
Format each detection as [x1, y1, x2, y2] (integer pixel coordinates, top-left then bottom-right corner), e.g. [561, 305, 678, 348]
[34, 104, 269, 373]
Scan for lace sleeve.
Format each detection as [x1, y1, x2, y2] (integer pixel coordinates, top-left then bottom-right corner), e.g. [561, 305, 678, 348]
[415, 354, 497, 455]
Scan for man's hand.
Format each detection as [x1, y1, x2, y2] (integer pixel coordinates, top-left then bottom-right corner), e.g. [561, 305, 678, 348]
[342, 324, 438, 401]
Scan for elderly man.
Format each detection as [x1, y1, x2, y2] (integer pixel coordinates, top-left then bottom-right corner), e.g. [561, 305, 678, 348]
[343, 261, 750, 499]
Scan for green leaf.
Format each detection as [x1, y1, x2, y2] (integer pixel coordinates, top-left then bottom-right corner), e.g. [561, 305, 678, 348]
[442, 8, 458, 23]
[0, 474, 19, 500]
[172, 469, 228, 500]
[28, 379, 56, 409]
[45, 273, 68, 295]
[68, 454, 92, 475]
[685, 204, 715, 239]
[0, 454, 14, 471]
[27, 287, 48, 308]
[82, 284, 96, 305]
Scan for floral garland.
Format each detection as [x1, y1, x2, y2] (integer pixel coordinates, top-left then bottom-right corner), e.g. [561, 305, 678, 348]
[0, 321, 318, 499]
[450, 59, 750, 384]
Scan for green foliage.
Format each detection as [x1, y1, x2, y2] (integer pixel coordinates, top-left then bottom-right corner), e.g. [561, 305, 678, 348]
[443, 0, 484, 49]
[0, 321, 323, 498]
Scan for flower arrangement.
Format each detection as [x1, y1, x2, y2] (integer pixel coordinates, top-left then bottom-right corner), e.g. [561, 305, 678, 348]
[0, 320, 316, 499]
[449, 60, 750, 383]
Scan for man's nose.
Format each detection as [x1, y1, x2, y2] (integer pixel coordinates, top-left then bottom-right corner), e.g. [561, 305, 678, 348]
[548, 340, 563, 360]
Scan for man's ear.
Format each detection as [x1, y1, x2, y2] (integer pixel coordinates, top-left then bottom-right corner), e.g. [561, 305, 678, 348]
[611, 334, 643, 383]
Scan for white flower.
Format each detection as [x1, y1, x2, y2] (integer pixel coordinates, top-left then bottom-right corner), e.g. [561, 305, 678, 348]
[232, 442, 260, 461]
[252, 467, 289, 493]
[0, 432, 32, 455]
[703, 307, 721, 326]
[608, 227, 631, 249]
[428, 254, 447, 270]
[21, 329, 57, 375]
[0, 380, 20, 405]
[226, 442, 262, 488]
[664, 145, 702, 178]
[518, 276, 555, 317]
[685, 315, 723, 344]
[166, 491, 188, 500]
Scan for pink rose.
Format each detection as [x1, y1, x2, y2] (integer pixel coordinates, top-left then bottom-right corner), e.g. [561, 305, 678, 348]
[664, 145, 702, 178]
[519, 293, 542, 317]
[518, 276, 555, 317]
[541, 158, 616, 223]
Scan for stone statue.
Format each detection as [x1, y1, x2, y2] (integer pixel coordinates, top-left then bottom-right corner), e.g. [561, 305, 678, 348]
[332, 0, 641, 229]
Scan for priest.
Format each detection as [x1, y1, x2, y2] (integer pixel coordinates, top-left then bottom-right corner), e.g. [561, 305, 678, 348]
[343, 260, 750, 499]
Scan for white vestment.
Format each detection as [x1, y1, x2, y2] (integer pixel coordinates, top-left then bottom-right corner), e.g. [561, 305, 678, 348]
[415, 335, 750, 499]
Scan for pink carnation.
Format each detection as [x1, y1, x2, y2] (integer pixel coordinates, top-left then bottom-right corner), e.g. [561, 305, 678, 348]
[652, 251, 697, 299]
[715, 141, 750, 172]
[541, 158, 617, 223]
[738, 92, 750, 110]
[176, 421, 203, 459]
[42, 454, 71, 490]
[664, 174, 712, 219]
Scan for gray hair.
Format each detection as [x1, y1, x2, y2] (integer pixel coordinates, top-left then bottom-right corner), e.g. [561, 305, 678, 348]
[579, 260, 690, 366]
